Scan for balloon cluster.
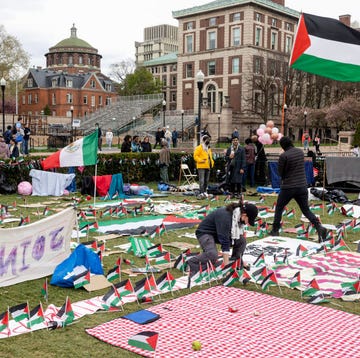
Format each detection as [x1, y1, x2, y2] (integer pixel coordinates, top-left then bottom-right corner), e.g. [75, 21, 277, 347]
[256, 120, 283, 145]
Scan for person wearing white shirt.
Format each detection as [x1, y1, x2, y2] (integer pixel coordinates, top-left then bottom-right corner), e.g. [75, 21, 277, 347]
[105, 129, 114, 148]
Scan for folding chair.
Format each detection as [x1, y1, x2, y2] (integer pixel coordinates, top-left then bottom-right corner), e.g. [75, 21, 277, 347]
[178, 163, 197, 186]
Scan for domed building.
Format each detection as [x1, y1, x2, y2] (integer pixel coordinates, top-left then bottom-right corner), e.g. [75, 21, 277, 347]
[19, 24, 117, 120]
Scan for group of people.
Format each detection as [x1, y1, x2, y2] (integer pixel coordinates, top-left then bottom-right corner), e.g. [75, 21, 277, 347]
[0, 118, 31, 159]
[154, 126, 179, 149]
[120, 135, 153, 153]
[302, 132, 321, 155]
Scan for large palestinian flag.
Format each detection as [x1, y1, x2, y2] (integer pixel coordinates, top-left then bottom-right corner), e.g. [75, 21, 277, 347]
[290, 13, 360, 82]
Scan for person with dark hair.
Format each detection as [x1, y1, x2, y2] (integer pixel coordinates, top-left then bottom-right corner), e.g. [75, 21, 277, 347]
[193, 135, 214, 199]
[95, 123, 102, 151]
[269, 136, 327, 243]
[243, 137, 256, 188]
[187, 202, 258, 275]
[159, 139, 170, 183]
[4, 125, 12, 145]
[121, 135, 132, 153]
[252, 134, 267, 185]
[141, 136, 152, 152]
[9, 138, 19, 159]
[154, 127, 163, 149]
[225, 136, 246, 197]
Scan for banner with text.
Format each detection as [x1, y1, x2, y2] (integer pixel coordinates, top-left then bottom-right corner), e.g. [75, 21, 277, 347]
[0, 207, 75, 287]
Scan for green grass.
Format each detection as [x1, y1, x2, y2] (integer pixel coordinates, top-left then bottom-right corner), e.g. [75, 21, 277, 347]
[0, 188, 359, 357]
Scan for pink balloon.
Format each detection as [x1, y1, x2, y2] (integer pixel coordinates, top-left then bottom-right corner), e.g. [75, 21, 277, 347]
[258, 135, 266, 144]
[265, 127, 272, 134]
[278, 133, 283, 140]
[266, 120, 274, 128]
[257, 128, 264, 136]
[18, 181, 32, 196]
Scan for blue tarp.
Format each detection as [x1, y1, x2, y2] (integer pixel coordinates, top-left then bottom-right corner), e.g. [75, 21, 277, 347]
[50, 244, 104, 287]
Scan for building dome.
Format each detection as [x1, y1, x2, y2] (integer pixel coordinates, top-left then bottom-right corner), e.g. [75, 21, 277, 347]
[45, 24, 102, 73]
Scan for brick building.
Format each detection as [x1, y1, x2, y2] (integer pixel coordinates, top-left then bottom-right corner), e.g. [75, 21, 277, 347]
[18, 24, 118, 120]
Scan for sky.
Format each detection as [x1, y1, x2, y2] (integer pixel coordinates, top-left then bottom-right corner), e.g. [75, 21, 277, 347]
[1, 0, 359, 77]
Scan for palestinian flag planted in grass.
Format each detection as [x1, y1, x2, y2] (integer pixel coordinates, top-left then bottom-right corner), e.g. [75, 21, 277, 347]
[27, 303, 45, 328]
[341, 280, 360, 295]
[223, 270, 240, 287]
[253, 266, 269, 283]
[146, 243, 163, 257]
[295, 223, 306, 235]
[353, 221, 360, 233]
[289, 271, 301, 289]
[102, 285, 121, 310]
[9, 302, 29, 322]
[308, 293, 329, 305]
[261, 272, 279, 290]
[156, 272, 176, 291]
[286, 209, 295, 219]
[115, 279, 134, 298]
[41, 130, 98, 170]
[154, 252, 171, 265]
[73, 270, 90, 289]
[302, 279, 320, 297]
[253, 252, 265, 267]
[128, 331, 158, 352]
[333, 238, 347, 251]
[296, 244, 308, 257]
[56, 297, 74, 325]
[0, 309, 9, 334]
[238, 269, 252, 284]
[174, 253, 187, 272]
[107, 265, 121, 282]
[79, 222, 99, 232]
[41, 279, 48, 301]
[290, 13, 360, 82]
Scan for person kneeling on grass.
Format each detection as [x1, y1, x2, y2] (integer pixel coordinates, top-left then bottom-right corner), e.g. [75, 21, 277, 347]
[187, 202, 258, 275]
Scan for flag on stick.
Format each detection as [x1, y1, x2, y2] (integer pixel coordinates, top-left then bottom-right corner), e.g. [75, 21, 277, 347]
[56, 297, 75, 325]
[9, 303, 29, 322]
[27, 303, 45, 328]
[0, 309, 10, 334]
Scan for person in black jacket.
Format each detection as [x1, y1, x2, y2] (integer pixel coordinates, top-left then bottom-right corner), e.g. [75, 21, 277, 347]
[95, 123, 102, 151]
[121, 135, 132, 153]
[269, 136, 327, 243]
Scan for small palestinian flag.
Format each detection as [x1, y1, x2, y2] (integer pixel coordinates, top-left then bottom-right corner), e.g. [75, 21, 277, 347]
[309, 203, 323, 212]
[102, 285, 121, 310]
[73, 270, 90, 289]
[295, 223, 306, 234]
[115, 279, 134, 298]
[302, 279, 320, 297]
[253, 266, 269, 282]
[154, 252, 171, 265]
[80, 221, 99, 231]
[258, 207, 268, 217]
[18, 216, 30, 226]
[128, 331, 158, 352]
[107, 265, 121, 282]
[27, 303, 45, 328]
[56, 297, 74, 325]
[296, 244, 308, 257]
[273, 254, 284, 266]
[0, 309, 9, 334]
[261, 272, 279, 290]
[333, 238, 347, 251]
[146, 243, 163, 257]
[308, 293, 329, 304]
[238, 269, 252, 284]
[253, 252, 265, 267]
[353, 221, 360, 233]
[341, 280, 360, 295]
[286, 209, 295, 219]
[289, 271, 301, 289]
[42, 206, 52, 216]
[223, 270, 240, 287]
[9, 302, 29, 322]
[174, 253, 187, 272]
[156, 271, 176, 291]
[41, 279, 48, 301]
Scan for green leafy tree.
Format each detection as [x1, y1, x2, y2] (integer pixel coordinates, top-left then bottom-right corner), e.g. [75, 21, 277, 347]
[43, 104, 52, 116]
[119, 67, 162, 96]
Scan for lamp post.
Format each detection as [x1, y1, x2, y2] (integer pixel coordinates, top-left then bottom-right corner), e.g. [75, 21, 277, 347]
[217, 114, 221, 144]
[162, 99, 166, 127]
[196, 69, 204, 145]
[181, 109, 184, 142]
[283, 103, 288, 137]
[132, 116, 136, 134]
[304, 110, 307, 132]
[1, 77, 6, 134]
[70, 105, 74, 141]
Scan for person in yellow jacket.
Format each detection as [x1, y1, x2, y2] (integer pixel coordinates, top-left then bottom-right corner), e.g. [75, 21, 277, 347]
[193, 135, 214, 199]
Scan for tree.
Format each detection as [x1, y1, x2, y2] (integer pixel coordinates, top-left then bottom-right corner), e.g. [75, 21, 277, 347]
[108, 58, 135, 83]
[0, 25, 29, 80]
[120, 67, 162, 96]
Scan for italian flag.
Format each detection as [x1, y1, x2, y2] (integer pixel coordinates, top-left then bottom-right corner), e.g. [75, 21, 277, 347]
[41, 130, 98, 170]
[290, 13, 360, 82]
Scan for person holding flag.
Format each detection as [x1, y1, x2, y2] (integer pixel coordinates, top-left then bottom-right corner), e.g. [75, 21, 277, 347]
[187, 201, 258, 276]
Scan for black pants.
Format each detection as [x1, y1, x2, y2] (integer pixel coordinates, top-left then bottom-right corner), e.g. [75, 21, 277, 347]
[272, 186, 319, 230]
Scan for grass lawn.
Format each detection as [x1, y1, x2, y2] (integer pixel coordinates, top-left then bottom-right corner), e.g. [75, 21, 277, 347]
[0, 186, 359, 357]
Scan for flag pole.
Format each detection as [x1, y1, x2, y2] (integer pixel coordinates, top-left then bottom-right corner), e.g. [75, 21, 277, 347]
[281, 85, 287, 135]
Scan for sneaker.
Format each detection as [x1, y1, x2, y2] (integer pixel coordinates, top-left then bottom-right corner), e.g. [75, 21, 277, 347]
[317, 225, 327, 243]
[269, 229, 279, 237]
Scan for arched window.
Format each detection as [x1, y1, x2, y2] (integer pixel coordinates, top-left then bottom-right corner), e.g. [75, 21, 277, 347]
[207, 84, 217, 113]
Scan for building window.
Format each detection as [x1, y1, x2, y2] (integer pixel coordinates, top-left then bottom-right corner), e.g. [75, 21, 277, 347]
[172, 75, 177, 86]
[162, 76, 167, 86]
[105, 84, 112, 91]
[233, 12, 241, 22]
[98, 96, 102, 106]
[207, 60, 216, 76]
[66, 93, 73, 104]
[90, 80, 96, 88]
[255, 27, 262, 46]
[232, 27, 241, 46]
[52, 93, 56, 105]
[254, 57, 262, 74]
[285, 35, 292, 53]
[79, 55, 83, 65]
[186, 22, 193, 30]
[27, 94, 32, 104]
[106, 97, 111, 105]
[271, 31, 278, 50]
[27, 78, 33, 87]
[172, 64, 177, 71]
[91, 95, 95, 108]
[286, 22, 293, 31]
[66, 79, 73, 88]
[68, 56, 73, 65]
[232, 58, 240, 74]
[185, 34, 193, 53]
[185, 63, 193, 78]
[255, 13, 262, 22]
[34, 93, 38, 103]
[22, 95, 25, 105]
[209, 17, 217, 26]
[207, 84, 216, 113]
[83, 95, 88, 104]
[171, 92, 176, 102]
[207, 30, 216, 50]
[163, 65, 167, 72]
[254, 91, 262, 113]
[52, 79, 57, 87]
[271, 18, 277, 28]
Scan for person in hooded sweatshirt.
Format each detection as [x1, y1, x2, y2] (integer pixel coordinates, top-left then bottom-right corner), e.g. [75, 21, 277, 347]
[193, 135, 214, 199]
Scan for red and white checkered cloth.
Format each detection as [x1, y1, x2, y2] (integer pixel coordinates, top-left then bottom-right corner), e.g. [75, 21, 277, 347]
[86, 286, 360, 357]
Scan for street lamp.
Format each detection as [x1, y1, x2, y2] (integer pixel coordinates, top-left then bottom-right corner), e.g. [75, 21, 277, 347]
[162, 99, 166, 127]
[181, 109, 184, 142]
[283, 103, 288, 137]
[196, 69, 205, 145]
[1, 77, 6, 134]
[132, 116, 136, 134]
[304, 110, 308, 132]
[70, 105, 74, 141]
[217, 114, 221, 144]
